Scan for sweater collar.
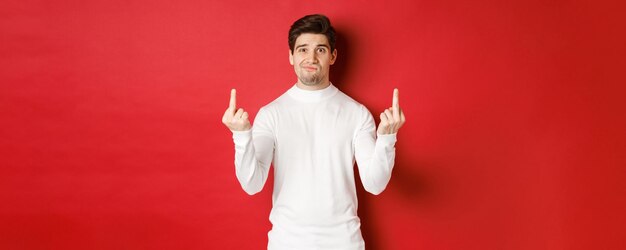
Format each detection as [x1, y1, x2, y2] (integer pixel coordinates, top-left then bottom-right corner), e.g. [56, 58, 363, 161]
[287, 83, 338, 102]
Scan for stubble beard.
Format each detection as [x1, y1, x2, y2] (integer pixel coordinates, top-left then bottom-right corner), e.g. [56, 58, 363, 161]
[299, 74, 322, 86]
[298, 68, 325, 86]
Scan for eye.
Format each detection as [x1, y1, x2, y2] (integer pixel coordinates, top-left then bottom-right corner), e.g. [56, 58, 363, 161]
[316, 47, 327, 53]
[298, 48, 307, 53]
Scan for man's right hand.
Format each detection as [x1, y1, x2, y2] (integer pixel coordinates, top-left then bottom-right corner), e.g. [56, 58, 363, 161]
[222, 89, 251, 131]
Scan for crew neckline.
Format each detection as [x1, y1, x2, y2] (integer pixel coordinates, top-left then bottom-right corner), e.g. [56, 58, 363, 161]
[287, 83, 339, 103]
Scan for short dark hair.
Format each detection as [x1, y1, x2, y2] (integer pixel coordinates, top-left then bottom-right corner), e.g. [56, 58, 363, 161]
[288, 14, 336, 54]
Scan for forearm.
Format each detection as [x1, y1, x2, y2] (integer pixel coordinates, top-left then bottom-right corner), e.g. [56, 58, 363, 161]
[356, 133, 397, 195]
[232, 130, 271, 195]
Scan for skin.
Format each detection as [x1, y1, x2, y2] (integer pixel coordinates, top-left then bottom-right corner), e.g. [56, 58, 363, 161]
[222, 33, 406, 134]
[288, 33, 337, 90]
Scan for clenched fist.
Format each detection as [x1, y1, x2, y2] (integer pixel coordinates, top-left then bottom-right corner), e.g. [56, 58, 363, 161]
[377, 88, 406, 135]
[222, 89, 251, 131]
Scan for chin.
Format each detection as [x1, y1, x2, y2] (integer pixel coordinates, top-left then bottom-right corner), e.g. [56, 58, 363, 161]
[302, 81, 320, 86]
[299, 76, 321, 86]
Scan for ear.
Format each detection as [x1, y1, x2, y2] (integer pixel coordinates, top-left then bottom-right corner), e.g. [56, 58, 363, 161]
[289, 50, 294, 65]
[330, 49, 337, 65]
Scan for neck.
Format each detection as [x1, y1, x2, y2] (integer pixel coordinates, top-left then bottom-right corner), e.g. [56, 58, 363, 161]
[296, 79, 330, 90]
[287, 82, 337, 103]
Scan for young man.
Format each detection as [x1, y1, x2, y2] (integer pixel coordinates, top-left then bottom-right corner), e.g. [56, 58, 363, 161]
[222, 14, 406, 250]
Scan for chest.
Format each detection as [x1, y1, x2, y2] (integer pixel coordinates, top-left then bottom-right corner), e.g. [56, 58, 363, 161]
[274, 103, 358, 150]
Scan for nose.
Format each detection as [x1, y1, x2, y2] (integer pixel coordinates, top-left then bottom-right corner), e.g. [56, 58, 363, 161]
[305, 50, 318, 63]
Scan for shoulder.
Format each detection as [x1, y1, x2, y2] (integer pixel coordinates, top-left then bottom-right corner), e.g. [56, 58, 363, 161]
[259, 91, 288, 113]
[334, 89, 371, 115]
[255, 87, 292, 120]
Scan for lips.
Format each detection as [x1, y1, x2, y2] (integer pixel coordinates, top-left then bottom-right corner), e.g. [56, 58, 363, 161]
[302, 66, 317, 72]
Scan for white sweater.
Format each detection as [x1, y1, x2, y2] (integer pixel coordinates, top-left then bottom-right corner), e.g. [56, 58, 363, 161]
[232, 83, 397, 250]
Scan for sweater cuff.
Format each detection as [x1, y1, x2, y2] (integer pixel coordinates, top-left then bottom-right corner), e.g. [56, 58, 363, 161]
[232, 129, 252, 145]
[376, 133, 397, 146]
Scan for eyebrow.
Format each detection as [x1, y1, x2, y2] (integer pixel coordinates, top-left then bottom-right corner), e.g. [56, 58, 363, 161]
[295, 44, 330, 50]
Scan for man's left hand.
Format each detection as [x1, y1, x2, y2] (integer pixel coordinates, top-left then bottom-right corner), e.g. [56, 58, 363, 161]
[377, 88, 406, 135]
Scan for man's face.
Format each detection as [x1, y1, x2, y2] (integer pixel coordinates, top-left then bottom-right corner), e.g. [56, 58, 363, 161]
[289, 33, 337, 88]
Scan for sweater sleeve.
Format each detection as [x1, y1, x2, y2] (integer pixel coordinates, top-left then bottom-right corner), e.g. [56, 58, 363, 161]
[231, 107, 274, 195]
[354, 105, 397, 195]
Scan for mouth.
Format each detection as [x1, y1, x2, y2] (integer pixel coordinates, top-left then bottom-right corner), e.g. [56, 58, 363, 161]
[302, 65, 318, 72]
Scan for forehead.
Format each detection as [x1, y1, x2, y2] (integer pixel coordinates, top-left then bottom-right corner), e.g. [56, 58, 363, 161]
[295, 33, 329, 46]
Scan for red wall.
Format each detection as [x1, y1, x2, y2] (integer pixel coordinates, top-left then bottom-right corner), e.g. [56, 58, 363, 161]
[2, 1, 625, 249]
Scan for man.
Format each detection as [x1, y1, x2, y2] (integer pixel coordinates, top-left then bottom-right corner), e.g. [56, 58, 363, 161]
[222, 14, 406, 250]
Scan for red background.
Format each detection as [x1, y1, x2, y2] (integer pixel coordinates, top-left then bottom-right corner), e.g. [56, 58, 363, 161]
[1, 0, 625, 249]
